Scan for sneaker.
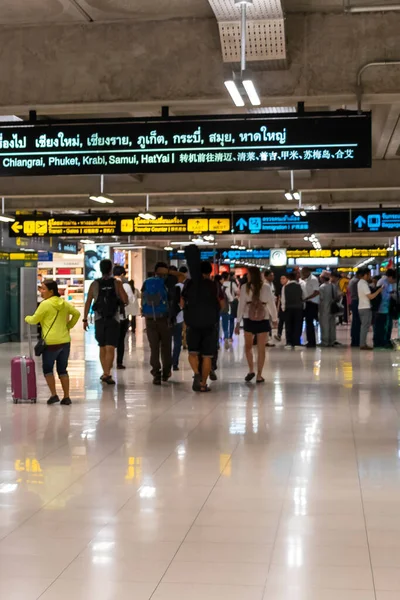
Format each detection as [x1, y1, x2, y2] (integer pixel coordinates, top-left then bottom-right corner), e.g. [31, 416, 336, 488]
[284, 345, 293, 350]
[192, 373, 201, 392]
[294, 345, 304, 351]
[209, 370, 218, 381]
[47, 395, 60, 405]
[360, 345, 373, 351]
[274, 334, 282, 342]
[173, 365, 179, 371]
[60, 397, 72, 406]
[224, 339, 230, 350]
[153, 376, 162, 385]
[266, 342, 275, 347]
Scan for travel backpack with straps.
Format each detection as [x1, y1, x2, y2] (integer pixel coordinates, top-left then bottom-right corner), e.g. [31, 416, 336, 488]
[93, 278, 120, 319]
[248, 295, 266, 321]
[142, 277, 169, 319]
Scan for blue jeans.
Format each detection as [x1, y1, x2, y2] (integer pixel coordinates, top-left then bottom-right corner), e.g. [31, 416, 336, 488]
[172, 322, 183, 367]
[221, 313, 235, 340]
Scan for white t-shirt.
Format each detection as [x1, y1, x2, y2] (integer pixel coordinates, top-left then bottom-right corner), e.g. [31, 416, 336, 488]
[303, 274, 320, 304]
[176, 282, 184, 324]
[223, 280, 239, 303]
[123, 282, 138, 317]
[358, 279, 371, 310]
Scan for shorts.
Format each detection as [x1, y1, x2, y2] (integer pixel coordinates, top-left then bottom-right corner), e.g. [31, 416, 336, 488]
[187, 326, 218, 358]
[243, 318, 270, 335]
[95, 318, 120, 348]
[42, 342, 70, 377]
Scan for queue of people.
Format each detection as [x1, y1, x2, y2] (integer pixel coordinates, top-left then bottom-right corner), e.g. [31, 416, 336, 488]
[27, 249, 398, 402]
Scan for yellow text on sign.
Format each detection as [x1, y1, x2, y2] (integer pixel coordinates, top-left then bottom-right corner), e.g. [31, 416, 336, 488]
[121, 219, 134, 233]
[187, 218, 209, 233]
[209, 218, 230, 232]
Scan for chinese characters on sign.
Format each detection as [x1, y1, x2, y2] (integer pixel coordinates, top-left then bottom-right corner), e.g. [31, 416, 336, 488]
[0, 112, 371, 176]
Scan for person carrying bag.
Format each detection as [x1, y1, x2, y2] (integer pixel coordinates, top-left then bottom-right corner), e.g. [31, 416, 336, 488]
[25, 280, 80, 405]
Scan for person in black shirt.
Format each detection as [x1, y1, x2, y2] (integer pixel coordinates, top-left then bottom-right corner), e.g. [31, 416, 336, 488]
[182, 246, 222, 392]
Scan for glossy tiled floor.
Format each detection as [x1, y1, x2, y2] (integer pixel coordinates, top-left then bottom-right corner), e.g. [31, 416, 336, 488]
[1, 324, 400, 599]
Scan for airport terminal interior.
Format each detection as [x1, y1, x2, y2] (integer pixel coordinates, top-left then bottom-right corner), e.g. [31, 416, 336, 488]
[2, 0, 400, 598]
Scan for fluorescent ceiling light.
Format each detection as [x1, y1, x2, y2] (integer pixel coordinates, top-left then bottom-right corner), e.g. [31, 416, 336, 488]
[243, 79, 261, 106]
[0, 115, 22, 122]
[138, 212, 156, 220]
[300, 210, 307, 217]
[224, 80, 245, 107]
[293, 210, 300, 217]
[293, 192, 301, 201]
[0, 214, 15, 222]
[164, 246, 173, 251]
[90, 195, 114, 204]
[116, 245, 147, 250]
[248, 106, 296, 114]
[80, 239, 93, 244]
[284, 192, 293, 201]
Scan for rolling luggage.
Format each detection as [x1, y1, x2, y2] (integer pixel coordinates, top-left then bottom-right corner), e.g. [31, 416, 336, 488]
[11, 328, 37, 404]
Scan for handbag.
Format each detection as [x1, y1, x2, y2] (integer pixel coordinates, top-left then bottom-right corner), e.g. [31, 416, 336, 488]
[34, 310, 59, 357]
[330, 284, 344, 316]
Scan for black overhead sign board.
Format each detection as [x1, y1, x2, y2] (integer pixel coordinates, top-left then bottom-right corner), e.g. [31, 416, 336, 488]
[9, 214, 231, 237]
[0, 112, 371, 176]
[10, 208, 398, 238]
[352, 210, 400, 233]
[232, 211, 350, 234]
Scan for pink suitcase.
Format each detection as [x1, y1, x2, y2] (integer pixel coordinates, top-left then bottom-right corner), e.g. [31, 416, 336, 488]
[11, 328, 37, 404]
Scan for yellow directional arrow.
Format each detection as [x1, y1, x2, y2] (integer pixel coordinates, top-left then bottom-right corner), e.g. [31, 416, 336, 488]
[11, 221, 23, 234]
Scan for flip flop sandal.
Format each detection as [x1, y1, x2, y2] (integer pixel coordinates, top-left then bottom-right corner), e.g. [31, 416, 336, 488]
[245, 372, 255, 382]
[256, 377, 265, 384]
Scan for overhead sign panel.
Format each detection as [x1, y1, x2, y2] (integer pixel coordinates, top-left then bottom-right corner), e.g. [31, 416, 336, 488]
[10, 211, 398, 239]
[9, 213, 232, 238]
[120, 215, 230, 235]
[232, 211, 350, 235]
[0, 112, 371, 176]
[352, 210, 400, 233]
[11, 215, 118, 237]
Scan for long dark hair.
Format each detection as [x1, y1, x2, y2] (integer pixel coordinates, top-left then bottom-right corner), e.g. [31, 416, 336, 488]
[246, 267, 263, 298]
[43, 280, 60, 297]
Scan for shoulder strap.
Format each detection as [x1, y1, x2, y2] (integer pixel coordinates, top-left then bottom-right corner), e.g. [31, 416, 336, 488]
[43, 308, 60, 340]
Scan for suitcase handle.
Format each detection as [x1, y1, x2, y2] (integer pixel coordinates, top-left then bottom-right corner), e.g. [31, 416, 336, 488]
[27, 325, 34, 360]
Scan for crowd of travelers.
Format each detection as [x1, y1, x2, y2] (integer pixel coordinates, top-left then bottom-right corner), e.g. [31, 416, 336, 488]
[25, 246, 397, 402]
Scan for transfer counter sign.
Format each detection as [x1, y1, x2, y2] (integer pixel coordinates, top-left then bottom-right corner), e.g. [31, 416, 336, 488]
[120, 215, 230, 235]
[0, 112, 371, 176]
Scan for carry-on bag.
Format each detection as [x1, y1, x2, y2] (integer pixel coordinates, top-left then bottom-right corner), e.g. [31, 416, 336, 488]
[11, 327, 37, 404]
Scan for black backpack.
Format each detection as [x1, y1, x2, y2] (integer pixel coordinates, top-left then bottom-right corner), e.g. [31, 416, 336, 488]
[93, 277, 120, 319]
[183, 278, 219, 328]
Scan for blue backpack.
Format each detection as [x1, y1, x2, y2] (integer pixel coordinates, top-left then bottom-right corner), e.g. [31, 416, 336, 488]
[142, 277, 169, 319]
